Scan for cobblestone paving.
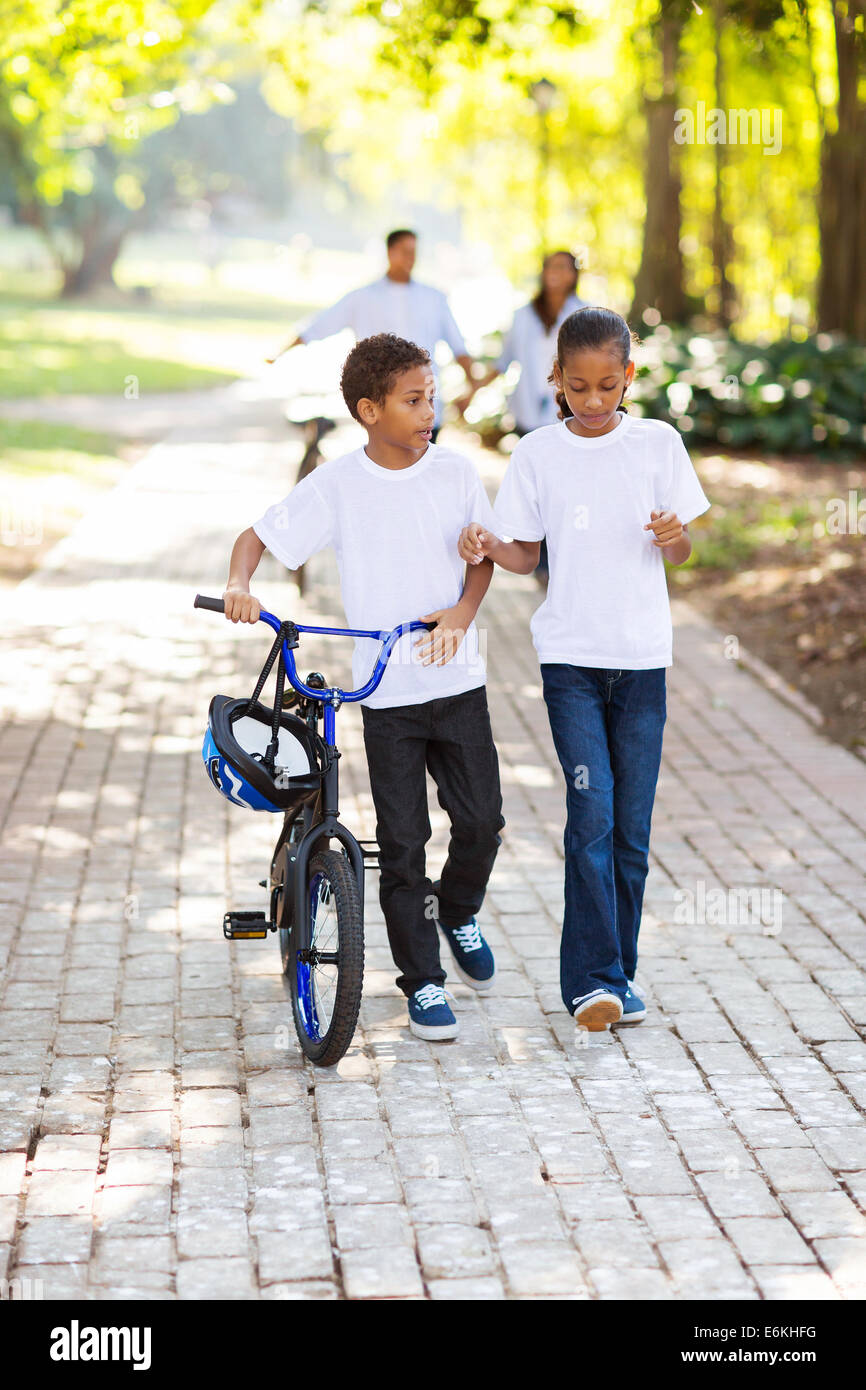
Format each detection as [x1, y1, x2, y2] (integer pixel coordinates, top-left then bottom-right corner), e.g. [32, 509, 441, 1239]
[1, 385, 865, 1300]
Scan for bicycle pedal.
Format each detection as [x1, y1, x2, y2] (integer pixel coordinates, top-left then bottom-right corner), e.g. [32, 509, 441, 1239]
[358, 840, 380, 868]
[223, 911, 272, 940]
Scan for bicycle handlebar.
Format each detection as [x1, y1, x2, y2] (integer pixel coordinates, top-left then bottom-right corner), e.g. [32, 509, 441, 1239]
[194, 594, 438, 704]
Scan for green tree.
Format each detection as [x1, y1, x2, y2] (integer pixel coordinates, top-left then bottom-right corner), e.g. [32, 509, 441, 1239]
[0, 0, 264, 294]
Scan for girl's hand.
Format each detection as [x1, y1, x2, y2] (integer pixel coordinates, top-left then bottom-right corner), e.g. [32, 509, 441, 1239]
[458, 523, 496, 565]
[223, 588, 262, 623]
[644, 509, 684, 548]
[413, 604, 470, 666]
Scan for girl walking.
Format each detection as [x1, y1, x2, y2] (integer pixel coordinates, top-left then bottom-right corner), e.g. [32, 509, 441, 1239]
[459, 306, 710, 1031]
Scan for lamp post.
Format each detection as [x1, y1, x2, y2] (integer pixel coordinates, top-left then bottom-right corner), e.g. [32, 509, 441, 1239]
[530, 78, 558, 258]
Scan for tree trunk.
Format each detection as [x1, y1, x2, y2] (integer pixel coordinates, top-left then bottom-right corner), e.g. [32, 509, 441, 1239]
[711, 1, 735, 328]
[630, 6, 690, 326]
[60, 209, 129, 297]
[817, 1, 866, 337]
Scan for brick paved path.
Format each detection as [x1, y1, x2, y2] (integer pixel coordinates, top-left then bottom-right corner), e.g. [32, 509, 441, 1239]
[1, 385, 865, 1300]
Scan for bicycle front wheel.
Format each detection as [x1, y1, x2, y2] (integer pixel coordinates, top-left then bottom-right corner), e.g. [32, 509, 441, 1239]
[289, 849, 364, 1066]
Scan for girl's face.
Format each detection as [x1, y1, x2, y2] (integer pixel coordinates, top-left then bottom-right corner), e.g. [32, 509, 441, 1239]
[554, 345, 635, 437]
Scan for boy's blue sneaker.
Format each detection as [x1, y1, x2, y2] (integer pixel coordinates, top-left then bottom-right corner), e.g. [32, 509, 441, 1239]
[613, 983, 646, 1024]
[407, 983, 459, 1040]
[436, 917, 495, 991]
[572, 989, 623, 1031]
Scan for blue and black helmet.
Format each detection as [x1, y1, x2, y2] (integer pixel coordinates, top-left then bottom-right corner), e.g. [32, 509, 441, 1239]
[202, 695, 326, 813]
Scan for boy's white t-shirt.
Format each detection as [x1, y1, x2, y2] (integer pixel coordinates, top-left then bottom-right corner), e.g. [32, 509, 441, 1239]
[252, 443, 499, 708]
[493, 414, 711, 670]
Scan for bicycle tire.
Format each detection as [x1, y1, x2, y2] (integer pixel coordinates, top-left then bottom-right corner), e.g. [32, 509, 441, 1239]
[289, 848, 364, 1066]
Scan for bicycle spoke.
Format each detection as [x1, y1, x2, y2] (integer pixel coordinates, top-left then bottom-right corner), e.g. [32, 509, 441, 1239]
[309, 874, 341, 1032]
[312, 964, 338, 1028]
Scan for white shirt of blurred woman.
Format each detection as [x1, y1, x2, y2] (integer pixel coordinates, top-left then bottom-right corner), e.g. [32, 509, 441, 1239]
[496, 293, 587, 434]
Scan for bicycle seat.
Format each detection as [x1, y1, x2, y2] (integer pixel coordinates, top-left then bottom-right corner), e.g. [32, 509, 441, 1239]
[285, 392, 345, 428]
[290, 416, 337, 434]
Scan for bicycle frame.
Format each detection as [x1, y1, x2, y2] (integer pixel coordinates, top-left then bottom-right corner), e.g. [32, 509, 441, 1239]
[256, 607, 435, 949]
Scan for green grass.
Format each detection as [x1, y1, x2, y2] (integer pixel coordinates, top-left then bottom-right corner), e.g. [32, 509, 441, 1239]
[0, 417, 123, 477]
[0, 295, 253, 397]
[0, 227, 366, 398]
[0, 411, 126, 489]
[0, 289, 310, 398]
[0, 336, 239, 398]
[685, 498, 819, 571]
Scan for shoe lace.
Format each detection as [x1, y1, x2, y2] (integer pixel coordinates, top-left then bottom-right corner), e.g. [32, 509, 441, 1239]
[414, 983, 447, 1010]
[452, 920, 483, 953]
[571, 989, 608, 1008]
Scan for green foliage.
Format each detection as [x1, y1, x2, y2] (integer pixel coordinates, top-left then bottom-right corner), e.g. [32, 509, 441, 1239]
[260, 0, 842, 334]
[630, 328, 866, 456]
[685, 495, 819, 570]
[0, 1, 240, 204]
[0, 1, 266, 286]
[264, 0, 641, 284]
[0, 0, 859, 341]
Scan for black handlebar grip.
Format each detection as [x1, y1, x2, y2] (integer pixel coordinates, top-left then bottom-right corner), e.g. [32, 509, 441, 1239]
[421, 620, 438, 631]
[194, 594, 226, 613]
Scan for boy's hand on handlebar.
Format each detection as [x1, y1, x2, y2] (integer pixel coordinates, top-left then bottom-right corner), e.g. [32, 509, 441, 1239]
[222, 588, 262, 623]
[414, 605, 469, 666]
[458, 522, 496, 565]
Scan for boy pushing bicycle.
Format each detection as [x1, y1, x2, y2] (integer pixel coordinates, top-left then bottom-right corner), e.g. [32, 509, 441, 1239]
[222, 334, 504, 1040]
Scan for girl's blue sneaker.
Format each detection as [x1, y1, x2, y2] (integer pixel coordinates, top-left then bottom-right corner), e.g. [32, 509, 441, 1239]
[437, 917, 496, 991]
[572, 989, 623, 1031]
[407, 983, 459, 1040]
[613, 983, 647, 1024]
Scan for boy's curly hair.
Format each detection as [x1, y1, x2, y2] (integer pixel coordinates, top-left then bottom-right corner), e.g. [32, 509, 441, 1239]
[340, 333, 432, 422]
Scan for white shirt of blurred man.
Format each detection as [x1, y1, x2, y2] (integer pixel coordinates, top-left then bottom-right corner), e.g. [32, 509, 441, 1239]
[268, 230, 478, 432]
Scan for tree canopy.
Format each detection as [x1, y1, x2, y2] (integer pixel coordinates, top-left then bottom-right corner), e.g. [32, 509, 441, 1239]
[1, 0, 863, 336]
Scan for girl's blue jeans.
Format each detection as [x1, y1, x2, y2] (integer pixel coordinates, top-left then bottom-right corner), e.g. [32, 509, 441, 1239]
[540, 664, 667, 1013]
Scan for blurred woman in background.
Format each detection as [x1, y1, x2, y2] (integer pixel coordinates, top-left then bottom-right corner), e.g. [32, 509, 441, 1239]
[460, 250, 587, 577]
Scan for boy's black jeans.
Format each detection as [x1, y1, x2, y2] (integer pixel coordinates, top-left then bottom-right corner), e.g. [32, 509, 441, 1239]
[361, 685, 505, 997]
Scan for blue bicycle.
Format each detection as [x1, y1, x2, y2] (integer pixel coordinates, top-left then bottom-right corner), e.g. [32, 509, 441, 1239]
[194, 595, 436, 1066]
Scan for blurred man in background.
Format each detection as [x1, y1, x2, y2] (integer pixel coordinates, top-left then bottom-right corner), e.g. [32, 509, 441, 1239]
[267, 229, 480, 440]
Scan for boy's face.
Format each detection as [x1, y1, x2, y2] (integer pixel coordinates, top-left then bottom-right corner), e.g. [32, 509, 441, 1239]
[359, 365, 436, 449]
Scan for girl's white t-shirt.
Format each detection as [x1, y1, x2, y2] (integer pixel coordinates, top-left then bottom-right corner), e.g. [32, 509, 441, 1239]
[493, 414, 711, 670]
[252, 443, 499, 708]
